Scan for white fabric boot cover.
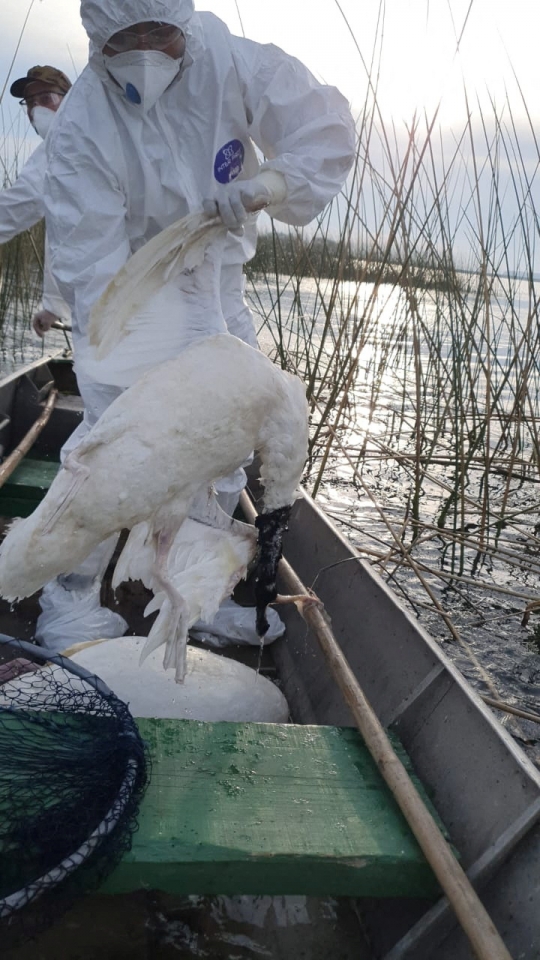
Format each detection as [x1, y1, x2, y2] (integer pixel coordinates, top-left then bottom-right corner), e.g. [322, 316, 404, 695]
[214, 465, 248, 518]
[36, 534, 127, 652]
[189, 597, 285, 649]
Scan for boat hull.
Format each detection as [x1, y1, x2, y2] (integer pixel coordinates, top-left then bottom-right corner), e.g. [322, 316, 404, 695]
[0, 355, 538, 958]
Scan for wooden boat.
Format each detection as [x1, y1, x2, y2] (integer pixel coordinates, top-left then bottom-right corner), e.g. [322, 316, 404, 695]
[0, 351, 539, 960]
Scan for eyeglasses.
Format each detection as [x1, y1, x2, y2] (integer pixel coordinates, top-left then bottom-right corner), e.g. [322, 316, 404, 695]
[19, 91, 65, 111]
[105, 22, 183, 54]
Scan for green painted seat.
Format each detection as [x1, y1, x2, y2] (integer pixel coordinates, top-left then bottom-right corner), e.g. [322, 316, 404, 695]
[0, 458, 60, 517]
[104, 719, 444, 899]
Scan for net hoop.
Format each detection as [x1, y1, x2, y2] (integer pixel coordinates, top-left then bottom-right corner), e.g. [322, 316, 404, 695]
[0, 637, 147, 919]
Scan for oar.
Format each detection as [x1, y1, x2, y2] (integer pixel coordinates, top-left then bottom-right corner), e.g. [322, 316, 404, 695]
[240, 491, 513, 960]
[0, 387, 58, 489]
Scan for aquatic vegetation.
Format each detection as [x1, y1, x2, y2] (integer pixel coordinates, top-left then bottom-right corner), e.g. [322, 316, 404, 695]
[0, 223, 44, 356]
[244, 3, 540, 669]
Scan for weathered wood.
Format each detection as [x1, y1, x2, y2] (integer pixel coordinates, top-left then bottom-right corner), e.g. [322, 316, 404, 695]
[104, 718, 442, 898]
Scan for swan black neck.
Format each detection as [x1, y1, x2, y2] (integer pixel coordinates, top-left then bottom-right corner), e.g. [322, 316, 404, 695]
[254, 505, 292, 636]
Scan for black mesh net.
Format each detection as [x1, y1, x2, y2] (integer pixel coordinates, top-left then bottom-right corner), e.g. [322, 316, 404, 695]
[0, 638, 149, 950]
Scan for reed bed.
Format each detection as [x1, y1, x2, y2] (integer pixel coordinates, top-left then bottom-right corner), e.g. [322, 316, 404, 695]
[246, 66, 540, 671]
[0, 82, 44, 359]
[0, 224, 44, 358]
[0, 0, 48, 356]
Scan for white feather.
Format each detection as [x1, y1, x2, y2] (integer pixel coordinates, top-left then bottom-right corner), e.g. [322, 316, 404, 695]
[0, 213, 309, 682]
[84, 212, 227, 389]
[89, 212, 223, 356]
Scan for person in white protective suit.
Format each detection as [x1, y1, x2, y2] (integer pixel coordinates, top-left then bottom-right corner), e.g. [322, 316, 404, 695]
[4, 66, 72, 336]
[41, 0, 356, 650]
[1, 66, 128, 649]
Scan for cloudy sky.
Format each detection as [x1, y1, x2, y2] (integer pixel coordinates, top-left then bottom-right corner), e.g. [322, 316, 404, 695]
[0, 0, 538, 272]
[1, 0, 539, 125]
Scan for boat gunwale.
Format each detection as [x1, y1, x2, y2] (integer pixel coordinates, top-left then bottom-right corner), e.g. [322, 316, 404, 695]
[0, 351, 67, 395]
[287, 485, 540, 790]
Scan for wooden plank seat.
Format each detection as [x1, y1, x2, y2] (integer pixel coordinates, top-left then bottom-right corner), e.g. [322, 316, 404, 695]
[0, 458, 60, 517]
[104, 718, 444, 899]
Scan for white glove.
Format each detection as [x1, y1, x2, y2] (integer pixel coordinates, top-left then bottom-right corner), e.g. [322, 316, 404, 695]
[203, 170, 287, 231]
[32, 309, 58, 338]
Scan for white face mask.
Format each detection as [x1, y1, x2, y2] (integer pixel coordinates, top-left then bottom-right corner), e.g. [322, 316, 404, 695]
[30, 106, 56, 139]
[104, 50, 182, 112]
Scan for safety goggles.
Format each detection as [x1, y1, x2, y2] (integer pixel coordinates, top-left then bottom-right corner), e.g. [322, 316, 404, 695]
[19, 91, 65, 111]
[105, 22, 183, 54]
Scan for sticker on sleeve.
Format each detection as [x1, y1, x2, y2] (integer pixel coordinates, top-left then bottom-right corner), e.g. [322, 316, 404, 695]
[214, 139, 245, 184]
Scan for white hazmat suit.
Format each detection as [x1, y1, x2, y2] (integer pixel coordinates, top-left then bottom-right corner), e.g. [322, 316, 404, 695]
[0, 99, 124, 648]
[41, 0, 356, 649]
[45, 0, 355, 373]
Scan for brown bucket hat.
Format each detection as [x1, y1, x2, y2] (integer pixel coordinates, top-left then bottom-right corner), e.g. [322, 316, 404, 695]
[10, 65, 71, 100]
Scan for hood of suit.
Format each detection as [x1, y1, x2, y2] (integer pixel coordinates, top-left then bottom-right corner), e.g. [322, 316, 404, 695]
[81, 0, 196, 65]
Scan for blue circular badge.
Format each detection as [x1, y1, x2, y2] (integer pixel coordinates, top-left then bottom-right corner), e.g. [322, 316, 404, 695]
[126, 82, 142, 105]
[214, 139, 245, 184]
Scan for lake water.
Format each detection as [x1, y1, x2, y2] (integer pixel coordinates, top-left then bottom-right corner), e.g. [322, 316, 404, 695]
[249, 274, 540, 760]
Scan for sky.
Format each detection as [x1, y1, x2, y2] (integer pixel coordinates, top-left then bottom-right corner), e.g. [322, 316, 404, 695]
[0, 0, 538, 272]
[1, 0, 539, 126]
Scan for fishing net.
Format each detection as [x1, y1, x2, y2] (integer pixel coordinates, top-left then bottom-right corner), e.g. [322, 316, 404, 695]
[0, 637, 149, 950]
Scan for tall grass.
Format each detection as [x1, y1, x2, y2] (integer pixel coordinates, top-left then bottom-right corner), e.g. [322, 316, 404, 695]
[0, 117, 45, 356]
[246, 41, 540, 639]
[0, 223, 44, 358]
[0, 0, 45, 356]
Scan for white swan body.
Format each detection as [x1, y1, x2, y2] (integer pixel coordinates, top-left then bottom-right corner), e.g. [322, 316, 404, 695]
[0, 212, 309, 680]
[0, 335, 308, 679]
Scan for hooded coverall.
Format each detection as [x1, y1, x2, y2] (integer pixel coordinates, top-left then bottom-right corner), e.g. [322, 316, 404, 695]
[39, 0, 356, 649]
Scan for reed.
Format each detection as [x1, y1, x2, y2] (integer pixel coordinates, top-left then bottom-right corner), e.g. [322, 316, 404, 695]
[244, 6, 540, 645]
[0, 223, 44, 359]
[0, 0, 46, 357]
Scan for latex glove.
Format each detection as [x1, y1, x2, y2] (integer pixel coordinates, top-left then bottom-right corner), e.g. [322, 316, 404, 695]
[32, 309, 58, 338]
[203, 170, 287, 231]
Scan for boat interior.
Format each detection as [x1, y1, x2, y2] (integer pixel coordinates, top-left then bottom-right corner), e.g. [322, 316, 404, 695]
[1, 353, 540, 960]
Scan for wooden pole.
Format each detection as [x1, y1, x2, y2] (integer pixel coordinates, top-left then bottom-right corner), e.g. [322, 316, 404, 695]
[0, 388, 58, 489]
[481, 695, 540, 726]
[240, 491, 513, 960]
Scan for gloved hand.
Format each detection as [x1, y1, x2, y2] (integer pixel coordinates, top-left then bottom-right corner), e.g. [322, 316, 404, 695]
[203, 170, 287, 231]
[32, 309, 58, 338]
